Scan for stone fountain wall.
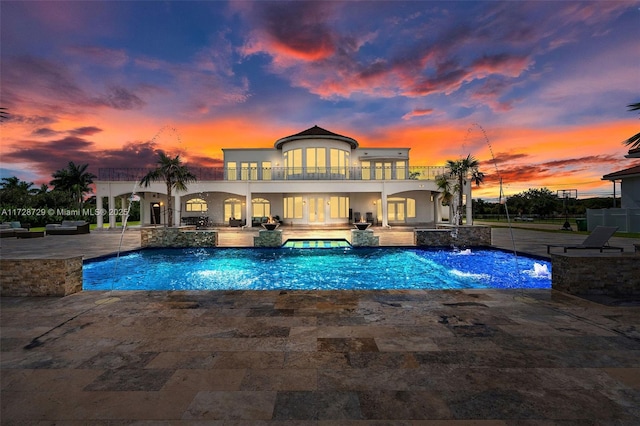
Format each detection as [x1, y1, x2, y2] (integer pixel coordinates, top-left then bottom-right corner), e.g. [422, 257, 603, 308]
[414, 225, 491, 247]
[141, 226, 217, 247]
[351, 230, 379, 247]
[254, 230, 282, 247]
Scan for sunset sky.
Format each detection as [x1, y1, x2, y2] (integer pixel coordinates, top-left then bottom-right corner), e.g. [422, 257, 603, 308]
[1, 0, 638, 201]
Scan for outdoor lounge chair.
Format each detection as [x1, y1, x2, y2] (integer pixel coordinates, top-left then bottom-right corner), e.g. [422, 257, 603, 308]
[546, 225, 623, 253]
[45, 220, 90, 235]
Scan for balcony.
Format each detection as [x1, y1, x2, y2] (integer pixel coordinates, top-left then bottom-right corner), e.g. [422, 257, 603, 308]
[98, 165, 446, 182]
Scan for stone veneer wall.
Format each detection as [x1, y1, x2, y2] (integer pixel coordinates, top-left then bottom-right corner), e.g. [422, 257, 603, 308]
[351, 230, 380, 247]
[1, 257, 83, 296]
[254, 230, 282, 247]
[552, 253, 640, 296]
[414, 226, 491, 247]
[141, 227, 217, 247]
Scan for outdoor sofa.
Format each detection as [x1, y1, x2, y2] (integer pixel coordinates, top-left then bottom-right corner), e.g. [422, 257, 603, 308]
[229, 218, 246, 227]
[45, 220, 90, 235]
[0, 222, 29, 238]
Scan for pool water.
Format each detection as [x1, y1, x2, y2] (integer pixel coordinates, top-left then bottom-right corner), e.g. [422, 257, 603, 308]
[83, 247, 551, 291]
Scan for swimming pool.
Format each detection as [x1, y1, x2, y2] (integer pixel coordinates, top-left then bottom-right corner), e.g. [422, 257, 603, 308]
[83, 247, 551, 291]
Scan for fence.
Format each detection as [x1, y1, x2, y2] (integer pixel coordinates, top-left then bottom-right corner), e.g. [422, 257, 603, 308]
[587, 208, 640, 232]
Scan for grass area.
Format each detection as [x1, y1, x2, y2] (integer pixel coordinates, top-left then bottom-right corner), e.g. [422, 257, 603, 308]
[477, 219, 640, 239]
[29, 221, 141, 232]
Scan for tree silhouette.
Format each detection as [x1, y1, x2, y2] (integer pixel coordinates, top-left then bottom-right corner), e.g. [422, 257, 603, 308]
[624, 102, 640, 149]
[444, 154, 484, 225]
[140, 152, 196, 227]
[50, 162, 96, 208]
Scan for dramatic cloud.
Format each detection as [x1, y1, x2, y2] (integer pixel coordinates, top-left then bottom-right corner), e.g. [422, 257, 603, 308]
[31, 128, 60, 137]
[402, 109, 435, 120]
[69, 126, 103, 136]
[238, 1, 339, 62]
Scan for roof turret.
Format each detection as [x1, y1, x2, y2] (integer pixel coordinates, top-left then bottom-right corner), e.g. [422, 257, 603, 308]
[274, 125, 358, 149]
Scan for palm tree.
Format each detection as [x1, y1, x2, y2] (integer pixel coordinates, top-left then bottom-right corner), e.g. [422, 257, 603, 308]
[50, 162, 96, 208]
[624, 102, 640, 149]
[140, 152, 197, 227]
[445, 154, 484, 225]
[0, 177, 35, 207]
[435, 174, 454, 221]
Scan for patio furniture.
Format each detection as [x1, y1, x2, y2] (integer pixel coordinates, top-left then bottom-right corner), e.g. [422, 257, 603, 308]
[252, 216, 269, 227]
[45, 221, 90, 235]
[365, 212, 375, 225]
[0, 222, 29, 238]
[229, 218, 245, 227]
[353, 212, 362, 223]
[546, 225, 623, 253]
[17, 231, 45, 238]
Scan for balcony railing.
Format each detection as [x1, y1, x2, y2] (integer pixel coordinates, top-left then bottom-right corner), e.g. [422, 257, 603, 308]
[98, 166, 447, 182]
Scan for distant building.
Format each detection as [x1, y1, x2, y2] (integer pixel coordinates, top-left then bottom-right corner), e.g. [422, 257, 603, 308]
[95, 126, 470, 228]
[589, 145, 640, 232]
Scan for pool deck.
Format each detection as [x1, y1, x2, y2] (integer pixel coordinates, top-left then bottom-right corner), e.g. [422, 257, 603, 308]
[1, 226, 639, 423]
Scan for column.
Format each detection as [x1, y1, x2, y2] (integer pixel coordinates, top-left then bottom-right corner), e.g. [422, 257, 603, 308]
[121, 196, 127, 225]
[173, 194, 181, 227]
[381, 183, 388, 227]
[108, 195, 116, 228]
[433, 193, 442, 224]
[465, 178, 473, 226]
[244, 185, 253, 228]
[96, 195, 103, 228]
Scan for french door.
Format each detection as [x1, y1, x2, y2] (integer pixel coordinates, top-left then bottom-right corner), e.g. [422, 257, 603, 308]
[308, 197, 325, 223]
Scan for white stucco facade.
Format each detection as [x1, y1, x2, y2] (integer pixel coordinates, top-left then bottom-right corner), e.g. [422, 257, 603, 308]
[95, 126, 471, 228]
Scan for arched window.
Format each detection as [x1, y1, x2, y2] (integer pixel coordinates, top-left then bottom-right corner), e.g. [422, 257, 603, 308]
[224, 197, 243, 221]
[185, 198, 208, 212]
[252, 197, 271, 217]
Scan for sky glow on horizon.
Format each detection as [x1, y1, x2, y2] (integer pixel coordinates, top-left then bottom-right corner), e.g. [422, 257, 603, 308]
[1, 0, 638, 200]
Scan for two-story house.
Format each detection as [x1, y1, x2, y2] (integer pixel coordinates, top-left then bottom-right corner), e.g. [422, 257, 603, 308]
[96, 126, 461, 228]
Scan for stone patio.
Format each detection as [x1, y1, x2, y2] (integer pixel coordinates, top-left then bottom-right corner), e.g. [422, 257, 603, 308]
[1, 226, 639, 423]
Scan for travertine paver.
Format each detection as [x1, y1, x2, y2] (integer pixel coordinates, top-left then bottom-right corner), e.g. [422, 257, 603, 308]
[1, 289, 639, 423]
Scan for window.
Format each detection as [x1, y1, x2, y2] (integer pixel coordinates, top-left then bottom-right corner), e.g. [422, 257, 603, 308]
[396, 161, 406, 180]
[283, 196, 303, 218]
[407, 198, 416, 217]
[330, 148, 349, 176]
[224, 197, 242, 221]
[374, 162, 392, 180]
[227, 162, 237, 180]
[185, 198, 208, 212]
[285, 149, 302, 176]
[262, 161, 271, 180]
[241, 162, 258, 180]
[386, 197, 416, 222]
[252, 197, 271, 217]
[330, 196, 349, 218]
[306, 148, 326, 174]
[361, 161, 371, 180]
